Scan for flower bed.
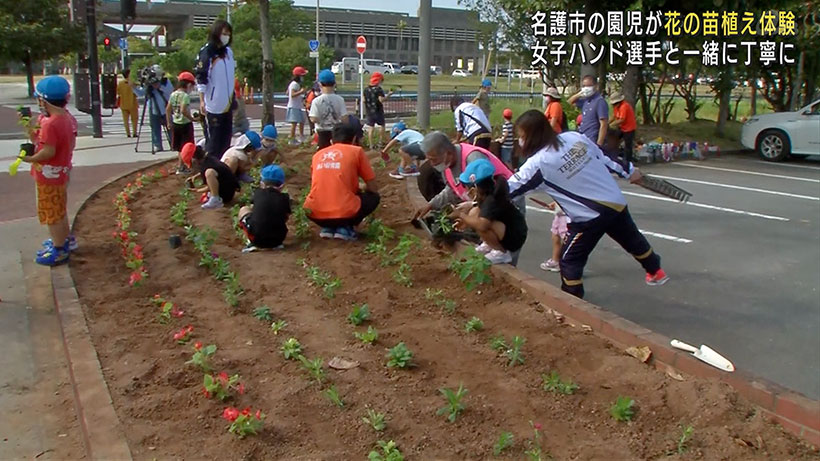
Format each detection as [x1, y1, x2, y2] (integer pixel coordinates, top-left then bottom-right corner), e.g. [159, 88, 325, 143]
[69, 149, 817, 460]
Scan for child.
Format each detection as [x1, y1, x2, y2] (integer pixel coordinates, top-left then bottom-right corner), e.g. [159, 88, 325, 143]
[497, 108, 515, 168]
[381, 121, 423, 179]
[309, 69, 347, 149]
[220, 130, 262, 182]
[167, 71, 197, 174]
[259, 124, 282, 165]
[286, 66, 309, 144]
[450, 159, 528, 265]
[540, 201, 569, 272]
[238, 164, 291, 252]
[181, 142, 239, 209]
[22, 76, 77, 266]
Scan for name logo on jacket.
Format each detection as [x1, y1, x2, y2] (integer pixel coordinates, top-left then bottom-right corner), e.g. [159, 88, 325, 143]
[558, 141, 592, 179]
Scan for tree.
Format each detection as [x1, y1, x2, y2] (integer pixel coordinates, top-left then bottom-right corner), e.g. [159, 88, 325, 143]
[258, 0, 275, 125]
[0, 0, 84, 97]
[397, 20, 408, 65]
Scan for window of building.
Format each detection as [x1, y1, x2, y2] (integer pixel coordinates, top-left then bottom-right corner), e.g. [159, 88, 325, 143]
[388, 37, 397, 50]
[412, 38, 419, 50]
[446, 40, 454, 52]
[326, 34, 336, 47]
[339, 35, 349, 48]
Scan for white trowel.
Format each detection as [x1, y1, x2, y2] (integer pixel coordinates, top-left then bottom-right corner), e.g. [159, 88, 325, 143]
[671, 339, 735, 372]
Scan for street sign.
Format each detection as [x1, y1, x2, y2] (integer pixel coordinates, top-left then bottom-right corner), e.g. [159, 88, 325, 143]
[309, 51, 319, 58]
[308, 39, 319, 52]
[356, 36, 367, 55]
[119, 37, 128, 50]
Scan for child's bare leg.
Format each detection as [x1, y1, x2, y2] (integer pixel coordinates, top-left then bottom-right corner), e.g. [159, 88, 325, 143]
[238, 205, 252, 220]
[400, 151, 413, 169]
[290, 122, 296, 139]
[204, 168, 220, 197]
[368, 125, 374, 148]
[467, 207, 506, 251]
[298, 122, 305, 137]
[551, 233, 562, 261]
[48, 217, 70, 246]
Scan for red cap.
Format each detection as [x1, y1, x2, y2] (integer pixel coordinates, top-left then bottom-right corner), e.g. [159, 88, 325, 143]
[502, 108, 513, 119]
[180, 142, 196, 167]
[369, 72, 384, 85]
[177, 71, 195, 83]
[292, 66, 308, 76]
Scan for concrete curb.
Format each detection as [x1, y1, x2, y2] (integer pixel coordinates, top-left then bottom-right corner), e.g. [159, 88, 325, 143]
[49, 159, 172, 460]
[405, 179, 820, 448]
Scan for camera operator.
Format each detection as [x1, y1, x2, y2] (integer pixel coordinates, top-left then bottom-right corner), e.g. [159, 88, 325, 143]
[136, 65, 173, 154]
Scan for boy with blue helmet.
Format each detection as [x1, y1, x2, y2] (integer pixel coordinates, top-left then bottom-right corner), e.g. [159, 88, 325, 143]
[259, 124, 282, 165]
[309, 69, 347, 149]
[380, 121, 424, 180]
[238, 164, 291, 252]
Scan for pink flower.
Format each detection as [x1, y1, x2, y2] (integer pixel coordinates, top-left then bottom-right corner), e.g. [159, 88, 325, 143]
[194, 342, 203, 350]
[238, 383, 245, 395]
[222, 407, 239, 422]
[202, 388, 211, 399]
[173, 327, 190, 341]
[241, 407, 251, 416]
[255, 409, 262, 420]
[534, 423, 542, 431]
[128, 271, 142, 287]
[171, 307, 184, 318]
[218, 372, 229, 383]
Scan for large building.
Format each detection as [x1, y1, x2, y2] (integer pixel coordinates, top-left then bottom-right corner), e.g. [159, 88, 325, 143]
[296, 6, 483, 72]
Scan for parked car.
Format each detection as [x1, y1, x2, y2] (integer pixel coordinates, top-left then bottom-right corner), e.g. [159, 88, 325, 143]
[400, 65, 419, 74]
[331, 61, 343, 74]
[384, 62, 399, 74]
[430, 66, 443, 75]
[741, 99, 820, 161]
[488, 67, 509, 77]
[452, 69, 472, 77]
[509, 69, 522, 78]
[361, 59, 389, 74]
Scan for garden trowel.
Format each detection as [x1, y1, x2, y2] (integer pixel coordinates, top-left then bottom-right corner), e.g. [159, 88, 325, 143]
[671, 339, 735, 372]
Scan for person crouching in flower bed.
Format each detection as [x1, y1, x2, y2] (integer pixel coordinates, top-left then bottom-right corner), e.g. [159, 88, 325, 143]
[259, 124, 282, 165]
[237, 165, 291, 253]
[220, 130, 262, 183]
[181, 142, 239, 210]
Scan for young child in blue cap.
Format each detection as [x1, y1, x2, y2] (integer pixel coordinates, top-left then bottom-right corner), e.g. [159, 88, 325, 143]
[238, 164, 291, 252]
[309, 69, 347, 149]
[449, 158, 527, 265]
[221, 130, 262, 182]
[260, 124, 282, 165]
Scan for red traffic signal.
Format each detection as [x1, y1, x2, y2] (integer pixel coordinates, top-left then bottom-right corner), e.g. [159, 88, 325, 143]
[103, 36, 111, 50]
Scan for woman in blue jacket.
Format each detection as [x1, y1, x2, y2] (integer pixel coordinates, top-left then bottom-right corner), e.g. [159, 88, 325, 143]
[195, 19, 236, 159]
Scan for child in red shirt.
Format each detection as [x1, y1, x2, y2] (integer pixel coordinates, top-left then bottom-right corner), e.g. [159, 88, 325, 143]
[22, 76, 76, 266]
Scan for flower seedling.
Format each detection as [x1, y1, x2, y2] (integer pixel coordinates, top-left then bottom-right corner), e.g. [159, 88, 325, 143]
[489, 335, 508, 352]
[173, 325, 194, 344]
[270, 319, 287, 334]
[504, 336, 526, 366]
[222, 407, 265, 438]
[354, 326, 379, 345]
[676, 425, 694, 454]
[156, 300, 184, 324]
[386, 342, 414, 369]
[362, 408, 386, 432]
[425, 288, 457, 314]
[347, 303, 371, 326]
[203, 372, 244, 401]
[541, 371, 578, 395]
[436, 383, 468, 423]
[448, 247, 492, 291]
[186, 343, 217, 372]
[610, 396, 636, 422]
[170, 200, 187, 226]
[280, 338, 303, 360]
[252, 305, 273, 322]
[367, 440, 404, 461]
[299, 356, 326, 384]
[291, 191, 312, 239]
[464, 316, 484, 332]
[492, 431, 514, 456]
[323, 277, 341, 299]
[322, 385, 344, 408]
[524, 421, 546, 461]
[392, 263, 413, 287]
[434, 211, 455, 235]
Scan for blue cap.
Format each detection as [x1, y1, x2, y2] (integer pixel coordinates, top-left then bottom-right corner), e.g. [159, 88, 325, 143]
[318, 69, 335, 84]
[481, 78, 492, 88]
[245, 130, 262, 149]
[261, 164, 285, 185]
[390, 121, 406, 138]
[35, 75, 71, 102]
[459, 158, 495, 185]
[262, 124, 278, 140]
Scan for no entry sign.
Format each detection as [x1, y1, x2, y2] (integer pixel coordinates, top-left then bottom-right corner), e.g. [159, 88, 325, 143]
[356, 36, 367, 55]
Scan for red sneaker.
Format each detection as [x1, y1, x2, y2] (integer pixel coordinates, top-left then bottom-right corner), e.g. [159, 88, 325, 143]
[645, 268, 669, 286]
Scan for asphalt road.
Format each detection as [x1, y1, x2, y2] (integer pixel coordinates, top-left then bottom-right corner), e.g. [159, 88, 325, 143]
[517, 154, 820, 399]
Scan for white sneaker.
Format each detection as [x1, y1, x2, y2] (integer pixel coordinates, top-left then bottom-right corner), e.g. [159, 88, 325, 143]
[539, 258, 560, 272]
[484, 249, 512, 265]
[475, 242, 492, 254]
[201, 195, 224, 209]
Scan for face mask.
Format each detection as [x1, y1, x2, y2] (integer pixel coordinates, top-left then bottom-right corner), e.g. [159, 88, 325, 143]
[582, 86, 594, 96]
[220, 34, 231, 46]
[518, 138, 525, 148]
[433, 162, 447, 173]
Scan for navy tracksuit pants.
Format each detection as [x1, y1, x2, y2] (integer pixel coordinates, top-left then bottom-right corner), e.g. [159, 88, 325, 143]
[560, 206, 660, 299]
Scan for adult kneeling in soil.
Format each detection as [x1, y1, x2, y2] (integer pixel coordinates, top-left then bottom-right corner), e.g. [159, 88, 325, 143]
[238, 165, 291, 252]
[509, 110, 668, 298]
[181, 142, 239, 210]
[450, 159, 527, 265]
[303, 116, 380, 241]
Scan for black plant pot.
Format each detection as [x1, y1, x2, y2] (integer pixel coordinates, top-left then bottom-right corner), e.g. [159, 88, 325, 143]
[169, 235, 182, 249]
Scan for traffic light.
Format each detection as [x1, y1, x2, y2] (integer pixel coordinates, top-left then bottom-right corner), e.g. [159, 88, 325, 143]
[103, 36, 111, 51]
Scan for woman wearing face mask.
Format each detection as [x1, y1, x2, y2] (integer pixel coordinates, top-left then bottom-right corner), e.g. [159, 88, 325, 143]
[167, 71, 197, 173]
[195, 19, 236, 159]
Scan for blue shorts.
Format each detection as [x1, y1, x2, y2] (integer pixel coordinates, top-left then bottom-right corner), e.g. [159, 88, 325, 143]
[500, 146, 513, 164]
[285, 108, 305, 124]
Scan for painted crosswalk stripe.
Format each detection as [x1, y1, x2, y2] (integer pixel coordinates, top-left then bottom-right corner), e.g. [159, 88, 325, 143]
[622, 191, 790, 221]
[649, 174, 820, 201]
[673, 162, 820, 183]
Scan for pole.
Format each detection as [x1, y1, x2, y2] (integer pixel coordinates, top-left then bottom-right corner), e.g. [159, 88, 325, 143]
[315, 0, 320, 79]
[226, 0, 231, 23]
[417, 0, 432, 129]
[120, 22, 128, 70]
[359, 54, 364, 118]
[86, 0, 103, 138]
[507, 55, 512, 90]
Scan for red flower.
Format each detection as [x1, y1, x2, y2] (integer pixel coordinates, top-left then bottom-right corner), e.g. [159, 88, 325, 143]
[126, 183, 132, 188]
[194, 342, 203, 350]
[534, 423, 542, 431]
[255, 409, 262, 420]
[218, 372, 229, 383]
[202, 388, 211, 399]
[222, 407, 239, 422]
[153, 294, 162, 299]
[119, 231, 128, 241]
[238, 383, 245, 395]
[173, 327, 190, 341]
[128, 271, 143, 286]
[171, 307, 184, 318]
[185, 325, 194, 333]
[241, 407, 251, 416]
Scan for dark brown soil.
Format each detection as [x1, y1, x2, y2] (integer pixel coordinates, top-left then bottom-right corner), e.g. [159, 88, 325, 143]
[70, 148, 818, 460]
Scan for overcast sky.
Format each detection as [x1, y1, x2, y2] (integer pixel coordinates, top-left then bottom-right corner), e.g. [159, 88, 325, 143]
[291, 0, 466, 16]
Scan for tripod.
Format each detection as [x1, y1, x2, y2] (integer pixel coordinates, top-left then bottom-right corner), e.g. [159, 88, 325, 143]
[134, 84, 171, 154]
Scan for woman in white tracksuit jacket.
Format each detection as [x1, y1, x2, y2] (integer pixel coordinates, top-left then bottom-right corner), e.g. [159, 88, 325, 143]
[508, 110, 669, 299]
[195, 19, 236, 159]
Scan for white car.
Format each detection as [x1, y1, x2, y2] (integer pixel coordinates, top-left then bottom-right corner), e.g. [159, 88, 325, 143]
[452, 69, 472, 77]
[331, 61, 342, 74]
[384, 62, 399, 74]
[741, 99, 820, 161]
[361, 59, 389, 74]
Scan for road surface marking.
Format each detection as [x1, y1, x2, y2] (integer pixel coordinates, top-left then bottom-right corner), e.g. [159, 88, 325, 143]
[525, 206, 692, 243]
[673, 162, 820, 183]
[754, 160, 820, 171]
[622, 191, 790, 221]
[650, 174, 819, 201]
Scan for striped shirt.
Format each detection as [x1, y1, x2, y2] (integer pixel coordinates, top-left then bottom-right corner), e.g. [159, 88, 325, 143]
[501, 121, 514, 148]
